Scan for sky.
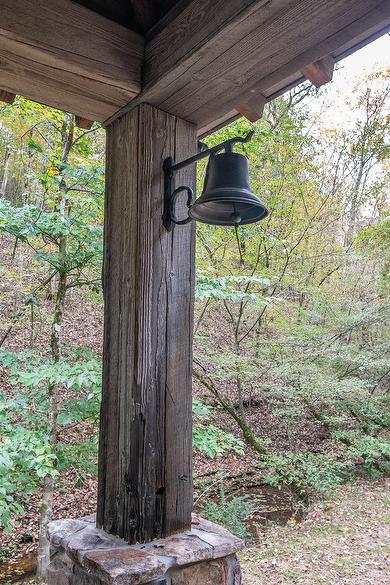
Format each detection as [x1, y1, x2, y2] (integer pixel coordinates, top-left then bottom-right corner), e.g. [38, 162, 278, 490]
[306, 32, 390, 127]
[333, 33, 390, 86]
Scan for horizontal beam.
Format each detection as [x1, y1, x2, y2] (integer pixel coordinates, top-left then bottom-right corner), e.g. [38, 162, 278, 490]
[1, 0, 388, 131]
[0, 0, 144, 121]
[198, 23, 390, 136]
[107, 0, 390, 133]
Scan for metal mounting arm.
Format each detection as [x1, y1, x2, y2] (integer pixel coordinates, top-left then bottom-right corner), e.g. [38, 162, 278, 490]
[162, 131, 254, 231]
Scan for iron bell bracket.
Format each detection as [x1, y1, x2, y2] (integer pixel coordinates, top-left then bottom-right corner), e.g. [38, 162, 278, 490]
[162, 131, 254, 231]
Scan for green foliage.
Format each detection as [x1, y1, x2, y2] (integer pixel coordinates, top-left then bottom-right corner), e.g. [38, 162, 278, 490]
[356, 215, 390, 292]
[193, 424, 244, 459]
[193, 80, 390, 500]
[199, 480, 262, 539]
[0, 197, 103, 279]
[261, 453, 354, 499]
[196, 272, 271, 303]
[334, 431, 390, 476]
[0, 423, 56, 530]
[192, 399, 245, 458]
[0, 349, 101, 529]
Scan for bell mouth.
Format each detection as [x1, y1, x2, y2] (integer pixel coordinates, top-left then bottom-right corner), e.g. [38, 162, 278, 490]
[188, 191, 269, 226]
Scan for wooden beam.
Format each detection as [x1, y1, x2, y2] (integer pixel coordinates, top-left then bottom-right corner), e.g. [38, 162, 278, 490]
[75, 0, 188, 34]
[195, 4, 390, 134]
[75, 117, 94, 130]
[0, 0, 143, 121]
[301, 56, 335, 88]
[0, 89, 15, 104]
[97, 103, 196, 544]
[106, 0, 390, 133]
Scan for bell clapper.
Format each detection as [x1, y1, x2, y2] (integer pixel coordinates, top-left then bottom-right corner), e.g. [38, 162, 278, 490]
[230, 211, 242, 225]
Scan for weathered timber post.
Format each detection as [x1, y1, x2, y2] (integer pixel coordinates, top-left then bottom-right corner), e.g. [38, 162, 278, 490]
[97, 104, 196, 544]
[47, 103, 243, 585]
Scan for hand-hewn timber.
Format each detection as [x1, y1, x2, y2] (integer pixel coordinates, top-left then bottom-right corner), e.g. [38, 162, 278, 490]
[301, 56, 335, 88]
[0, 90, 15, 104]
[0, 0, 388, 130]
[106, 0, 390, 133]
[97, 104, 196, 544]
[0, 0, 143, 121]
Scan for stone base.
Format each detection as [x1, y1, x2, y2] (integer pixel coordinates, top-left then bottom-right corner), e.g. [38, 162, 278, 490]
[47, 515, 243, 585]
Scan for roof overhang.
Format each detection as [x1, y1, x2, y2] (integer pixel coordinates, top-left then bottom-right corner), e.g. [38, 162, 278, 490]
[0, 0, 389, 134]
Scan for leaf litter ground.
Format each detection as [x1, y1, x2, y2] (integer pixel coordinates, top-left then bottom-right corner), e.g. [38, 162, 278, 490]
[241, 478, 390, 585]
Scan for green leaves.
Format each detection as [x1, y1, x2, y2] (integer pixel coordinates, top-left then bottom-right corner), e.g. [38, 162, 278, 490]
[0, 349, 102, 529]
[193, 424, 245, 458]
[0, 428, 56, 530]
[192, 399, 244, 458]
[261, 452, 354, 498]
[199, 480, 262, 539]
[0, 349, 102, 393]
[196, 272, 271, 303]
[0, 197, 103, 276]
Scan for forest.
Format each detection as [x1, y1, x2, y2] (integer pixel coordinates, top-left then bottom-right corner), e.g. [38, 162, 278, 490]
[0, 63, 389, 584]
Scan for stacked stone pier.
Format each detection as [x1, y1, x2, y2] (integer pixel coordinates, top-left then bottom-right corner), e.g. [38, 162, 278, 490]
[47, 515, 243, 585]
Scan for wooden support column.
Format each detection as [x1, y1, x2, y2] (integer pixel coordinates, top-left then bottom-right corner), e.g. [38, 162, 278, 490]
[97, 104, 196, 544]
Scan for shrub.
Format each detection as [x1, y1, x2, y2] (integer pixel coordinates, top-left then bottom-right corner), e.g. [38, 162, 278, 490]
[199, 481, 262, 539]
[192, 399, 245, 458]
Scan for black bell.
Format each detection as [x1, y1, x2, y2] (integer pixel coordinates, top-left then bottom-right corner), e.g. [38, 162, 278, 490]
[189, 151, 268, 226]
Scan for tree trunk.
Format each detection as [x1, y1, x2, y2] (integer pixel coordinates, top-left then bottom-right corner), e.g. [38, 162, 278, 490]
[36, 114, 73, 579]
[36, 271, 67, 578]
[193, 370, 271, 458]
[1, 144, 11, 196]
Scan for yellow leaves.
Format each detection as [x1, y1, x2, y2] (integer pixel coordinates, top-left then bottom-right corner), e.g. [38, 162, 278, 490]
[320, 127, 341, 140]
[47, 166, 59, 176]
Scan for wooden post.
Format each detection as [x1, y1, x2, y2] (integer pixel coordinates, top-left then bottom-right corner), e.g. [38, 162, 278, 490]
[97, 104, 196, 544]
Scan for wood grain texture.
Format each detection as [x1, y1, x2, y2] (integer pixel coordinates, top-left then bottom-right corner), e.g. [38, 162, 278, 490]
[0, 89, 15, 104]
[301, 56, 335, 88]
[199, 14, 390, 134]
[107, 0, 390, 132]
[144, 0, 264, 87]
[97, 104, 196, 544]
[156, 0, 388, 126]
[0, 0, 143, 121]
[74, 0, 185, 34]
